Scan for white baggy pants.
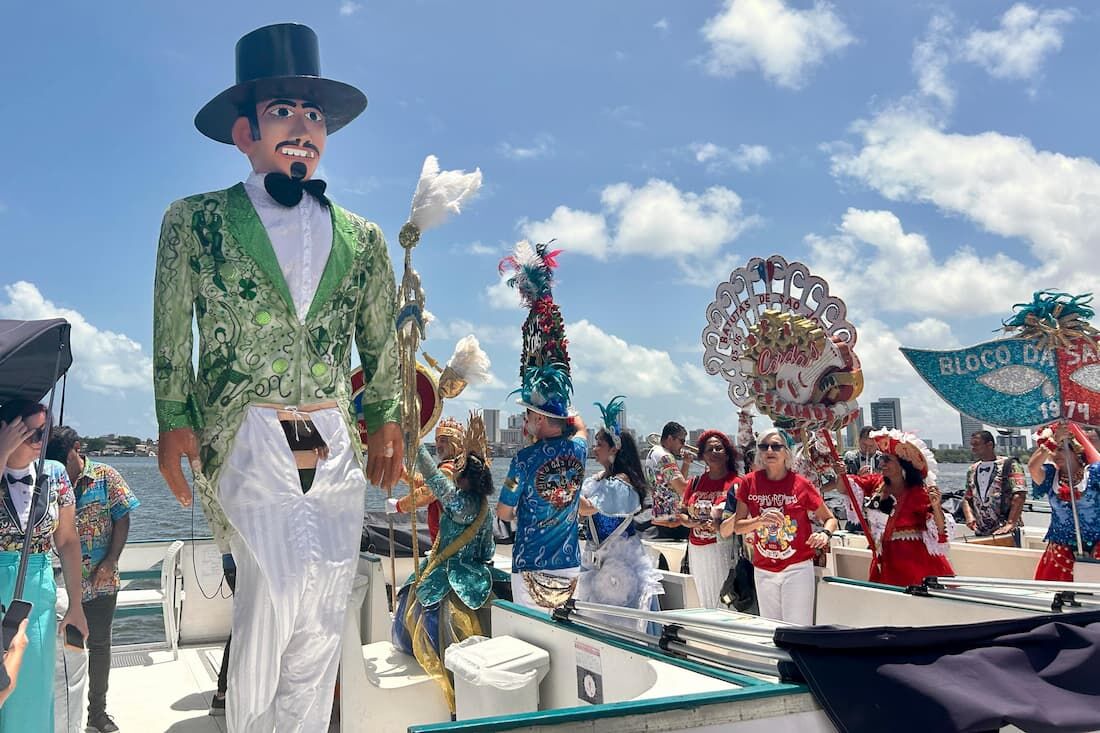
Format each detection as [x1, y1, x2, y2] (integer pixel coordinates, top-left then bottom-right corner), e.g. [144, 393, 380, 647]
[754, 559, 815, 626]
[219, 405, 366, 733]
[54, 588, 86, 733]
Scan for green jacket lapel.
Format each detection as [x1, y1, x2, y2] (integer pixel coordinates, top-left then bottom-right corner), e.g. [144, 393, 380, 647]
[307, 204, 355, 322]
[226, 183, 295, 315]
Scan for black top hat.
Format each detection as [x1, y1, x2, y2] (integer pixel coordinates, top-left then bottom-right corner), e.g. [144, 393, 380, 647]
[195, 23, 367, 144]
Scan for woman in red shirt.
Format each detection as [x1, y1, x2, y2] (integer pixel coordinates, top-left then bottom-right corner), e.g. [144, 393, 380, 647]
[723, 428, 837, 625]
[679, 430, 741, 609]
[834, 429, 954, 586]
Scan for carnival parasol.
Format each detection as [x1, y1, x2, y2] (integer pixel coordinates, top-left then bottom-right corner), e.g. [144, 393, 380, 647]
[701, 255, 874, 551]
[0, 319, 72, 619]
[902, 290, 1100, 557]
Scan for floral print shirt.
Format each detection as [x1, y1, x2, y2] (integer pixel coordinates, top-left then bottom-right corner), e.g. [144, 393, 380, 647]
[73, 459, 141, 601]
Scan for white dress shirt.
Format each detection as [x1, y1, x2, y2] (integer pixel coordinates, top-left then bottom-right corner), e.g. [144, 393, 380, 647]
[244, 171, 334, 321]
[4, 465, 35, 529]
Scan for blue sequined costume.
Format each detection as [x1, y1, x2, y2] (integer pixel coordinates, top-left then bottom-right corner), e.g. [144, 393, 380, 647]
[1032, 462, 1100, 548]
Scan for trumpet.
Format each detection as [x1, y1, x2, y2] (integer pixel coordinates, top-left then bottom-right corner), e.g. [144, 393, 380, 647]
[680, 443, 699, 460]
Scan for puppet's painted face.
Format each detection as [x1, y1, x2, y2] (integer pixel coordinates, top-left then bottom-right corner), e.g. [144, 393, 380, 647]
[237, 98, 327, 179]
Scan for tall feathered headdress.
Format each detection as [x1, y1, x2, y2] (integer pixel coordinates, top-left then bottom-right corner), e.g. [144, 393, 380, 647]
[594, 396, 627, 449]
[1002, 290, 1098, 350]
[501, 240, 574, 418]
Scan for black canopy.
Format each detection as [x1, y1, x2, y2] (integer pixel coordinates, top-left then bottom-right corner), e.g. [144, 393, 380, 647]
[0, 319, 72, 405]
[775, 609, 1100, 733]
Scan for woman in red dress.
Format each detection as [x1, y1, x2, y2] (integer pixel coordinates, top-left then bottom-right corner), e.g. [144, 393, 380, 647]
[835, 429, 954, 586]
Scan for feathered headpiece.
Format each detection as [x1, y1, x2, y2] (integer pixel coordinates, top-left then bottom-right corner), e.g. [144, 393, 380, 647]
[502, 239, 574, 419]
[594, 396, 627, 449]
[512, 363, 574, 418]
[1002, 290, 1098, 350]
[498, 240, 562, 308]
[870, 428, 937, 484]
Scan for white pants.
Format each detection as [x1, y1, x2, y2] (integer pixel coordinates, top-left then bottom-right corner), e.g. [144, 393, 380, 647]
[688, 539, 732, 610]
[510, 568, 579, 611]
[54, 590, 86, 733]
[219, 406, 366, 733]
[754, 559, 815, 626]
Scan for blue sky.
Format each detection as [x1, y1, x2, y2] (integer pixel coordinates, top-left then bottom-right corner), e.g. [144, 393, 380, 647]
[2, 1, 1097, 447]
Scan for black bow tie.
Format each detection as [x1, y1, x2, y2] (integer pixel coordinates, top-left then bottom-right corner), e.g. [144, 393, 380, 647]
[5, 474, 32, 486]
[264, 173, 330, 208]
[979, 466, 993, 474]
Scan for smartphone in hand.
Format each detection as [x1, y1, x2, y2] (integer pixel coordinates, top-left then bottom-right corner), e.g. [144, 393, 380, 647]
[2, 600, 32, 651]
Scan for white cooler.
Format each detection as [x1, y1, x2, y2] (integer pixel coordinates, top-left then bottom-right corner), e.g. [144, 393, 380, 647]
[444, 635, 551, 720]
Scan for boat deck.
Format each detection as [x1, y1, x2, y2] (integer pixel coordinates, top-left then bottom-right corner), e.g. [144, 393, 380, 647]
[106, 645, 227, 733]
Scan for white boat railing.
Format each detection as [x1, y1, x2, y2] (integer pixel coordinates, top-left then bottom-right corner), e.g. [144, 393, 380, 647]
[917, 575, 1100, 613]
[562, 599, 780, 637]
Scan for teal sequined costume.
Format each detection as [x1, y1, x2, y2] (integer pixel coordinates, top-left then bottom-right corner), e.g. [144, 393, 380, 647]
[392, 446, 494, 711]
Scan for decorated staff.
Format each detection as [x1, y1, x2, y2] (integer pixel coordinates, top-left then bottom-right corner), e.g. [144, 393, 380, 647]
[903, 290, 1100, 558]
[701, 255, 874, 550]
[390, 155, 482, 580]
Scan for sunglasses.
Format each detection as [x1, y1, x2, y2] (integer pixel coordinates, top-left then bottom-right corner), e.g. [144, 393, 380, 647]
[25, 426, 46, 444]
[705, 445, 726, 453]
[757, 443, 785, 452]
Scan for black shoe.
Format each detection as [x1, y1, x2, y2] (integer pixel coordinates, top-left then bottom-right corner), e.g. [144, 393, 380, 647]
[209, 692, 226, 717]
[87, 712, 120, 732]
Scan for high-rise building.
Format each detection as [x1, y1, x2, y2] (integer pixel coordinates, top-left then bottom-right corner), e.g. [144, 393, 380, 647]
[499, 428, 523, 445]
[869, 398, 902, 431]
[996, 429, 1028, 453]
[483, 409, 500, 443]
[507, 413, 524, 430]
[959, 413, 985, 444]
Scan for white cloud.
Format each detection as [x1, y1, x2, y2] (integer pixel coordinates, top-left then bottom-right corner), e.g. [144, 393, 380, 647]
[603, 105, 644, 129]
[961, 3, 1073, 82]
[0, 281, 153, 394]
[339, 1, 363, 16]
[462, 241, 497, 256]
[691, 142, 772, 173]
[520, 179, 757, 280]
[568, 320, 684, 399]
[498, 133, 555, 161]
[805, 208, 1033, 317]
[700, 0, 854, 89]
[654, 18, 670, 32]
[483, 272, 523, 311]
[830, 106, 1100, 291]
[849, 317, 961, 443]
[520, 206, 610, 260]
[912, 13, 956, 109]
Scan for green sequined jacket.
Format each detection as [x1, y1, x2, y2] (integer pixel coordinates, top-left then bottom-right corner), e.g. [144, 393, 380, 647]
[153, 184, 401, 550]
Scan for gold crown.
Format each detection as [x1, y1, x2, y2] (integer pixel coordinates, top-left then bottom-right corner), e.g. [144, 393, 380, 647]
[435, 417, 465, 442]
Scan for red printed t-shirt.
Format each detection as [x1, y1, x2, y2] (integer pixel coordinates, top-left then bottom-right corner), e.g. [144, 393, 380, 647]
[683, 473, 740, 546]
[736, 470, 823, 572]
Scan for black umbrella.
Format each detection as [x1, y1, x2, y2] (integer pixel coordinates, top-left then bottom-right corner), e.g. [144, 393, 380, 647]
[0, 318, 72, 607]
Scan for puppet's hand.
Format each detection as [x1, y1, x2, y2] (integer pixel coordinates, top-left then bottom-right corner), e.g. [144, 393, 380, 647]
[366, 422, 404, 491]
[158, 428, 199, 507]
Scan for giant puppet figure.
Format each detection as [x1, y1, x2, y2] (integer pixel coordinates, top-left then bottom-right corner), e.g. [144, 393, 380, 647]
[152, 24, 403, 732]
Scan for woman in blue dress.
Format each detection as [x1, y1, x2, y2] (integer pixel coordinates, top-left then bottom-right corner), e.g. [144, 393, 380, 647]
[576, 397, 663, 632]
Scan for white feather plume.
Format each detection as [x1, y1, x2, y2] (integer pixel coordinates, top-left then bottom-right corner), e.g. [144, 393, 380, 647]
[447, 335, 492, 385]
[408, 155, 482, 232]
